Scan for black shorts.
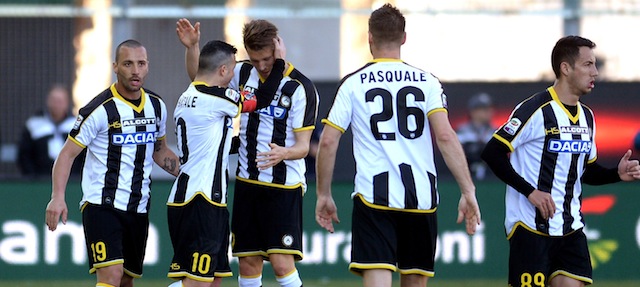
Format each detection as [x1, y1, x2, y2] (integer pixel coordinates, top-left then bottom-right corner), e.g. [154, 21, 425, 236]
[350, 195, 437, 277]
[82, 203, 149, 277]
[167, 194, 232, 281]
[231, 179, 303, 260]
[508, 224, 593, 286]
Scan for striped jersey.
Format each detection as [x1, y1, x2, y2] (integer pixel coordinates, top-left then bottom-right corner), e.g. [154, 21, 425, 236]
[323, 59, 447, 212]
[493, 87, 597, 237]
[168, 82, 241, 206]
[229, 62, 318, 188]
[68, 83, 167, 213]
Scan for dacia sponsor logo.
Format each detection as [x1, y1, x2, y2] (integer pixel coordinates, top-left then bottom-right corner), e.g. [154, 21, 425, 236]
[259, 105, 287, 119]
[121, 117, 156, 127]
[112, 132, 157, 145]
[560, 125, 589, 135]
[547, 139, 591, 154]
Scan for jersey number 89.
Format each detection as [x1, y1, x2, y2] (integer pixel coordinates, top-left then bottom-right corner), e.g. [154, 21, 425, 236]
[366, 86, 425, 141]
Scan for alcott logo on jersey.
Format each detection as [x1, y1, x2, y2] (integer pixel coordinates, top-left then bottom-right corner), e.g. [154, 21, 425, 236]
[112, 131, 157, 145]
[547, 139, 592, 153]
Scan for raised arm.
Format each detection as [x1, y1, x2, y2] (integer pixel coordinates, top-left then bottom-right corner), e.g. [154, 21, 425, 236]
[45, 139, 84, 231]
[176, 18, 200, 81]
[429, 111, 481, 235]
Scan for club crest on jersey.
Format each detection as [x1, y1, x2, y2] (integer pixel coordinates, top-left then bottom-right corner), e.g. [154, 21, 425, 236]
[547, 139, 592, 154]
[279, 95, 291, 108]
[72, 115, 84, 130]
[503, 118, 522, 135]
[112, 131, 157, 145]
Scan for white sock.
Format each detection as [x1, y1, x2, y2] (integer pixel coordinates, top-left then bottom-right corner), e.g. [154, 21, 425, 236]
[276, 269, 302, 287]
[168, 280, 182, 287]
[238, 274, 262, 287]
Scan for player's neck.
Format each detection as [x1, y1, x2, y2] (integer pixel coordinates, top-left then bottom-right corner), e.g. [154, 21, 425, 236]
[194, 75, 227, 88]
[115, 83, 141, 101]
[371, 47, 401, 60]
[552, 80, 580, 106]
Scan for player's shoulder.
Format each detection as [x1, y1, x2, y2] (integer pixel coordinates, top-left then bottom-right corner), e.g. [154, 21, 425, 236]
[143, 87, 163, 101]
[193, 84, 240, 104]
[510, 89, 554, 122]
[78, 87, 114, 117]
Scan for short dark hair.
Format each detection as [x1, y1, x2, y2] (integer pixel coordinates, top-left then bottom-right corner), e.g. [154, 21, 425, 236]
[369, 3, 405, 46]
[551, 35, 596, 78]
[198, 40, 237, 73]
[242, 20, 278, 51]
[115, 39, 144, 62]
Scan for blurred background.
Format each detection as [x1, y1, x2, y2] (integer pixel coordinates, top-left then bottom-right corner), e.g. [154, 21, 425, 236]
[1, 0, 640, 285]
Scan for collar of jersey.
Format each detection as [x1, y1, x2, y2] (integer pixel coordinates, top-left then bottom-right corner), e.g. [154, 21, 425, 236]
[370, 58, 403, 63]
[547, 86, 580, 124]
[192, 81, 208, 86]
[110, 83, 146, 113]
[258, 61, 295, 83]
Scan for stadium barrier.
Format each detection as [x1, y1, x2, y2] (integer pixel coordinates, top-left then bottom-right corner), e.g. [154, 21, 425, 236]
[0, 180, 639, 280]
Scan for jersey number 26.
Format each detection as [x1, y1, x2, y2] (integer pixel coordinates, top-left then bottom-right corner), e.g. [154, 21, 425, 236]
[366, 86, 425, 141]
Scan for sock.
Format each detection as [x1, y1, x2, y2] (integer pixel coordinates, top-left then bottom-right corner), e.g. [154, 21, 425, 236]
[238, 274, 262, 287]
[96, 284, 115, 287]
[276, 269, 302, 287]
[168, 280, 183, 287]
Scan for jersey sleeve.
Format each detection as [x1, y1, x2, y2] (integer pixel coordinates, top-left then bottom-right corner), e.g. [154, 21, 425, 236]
[588, 110, 597, 163]
[493, 102, 535, 152]
[324, 81, 352, 133]
[423, 75, 447, 117]
[157, 99, 168, 140]
[290, 83, 318, 132]
[68, 107, 105, 148]
[213, 88, 242, 118]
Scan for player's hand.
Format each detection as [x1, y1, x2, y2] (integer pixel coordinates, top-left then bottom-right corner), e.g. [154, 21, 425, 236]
[176, 18, 200, 48]
[45, 197, 68, 231]
[617, 149, 640, 181]
[457, 192, 481, 235]
[527, 189, 555, 220]
[256, 143, 288, 170]
[316, 195, 340, 233]
[273, 36, 286, 60]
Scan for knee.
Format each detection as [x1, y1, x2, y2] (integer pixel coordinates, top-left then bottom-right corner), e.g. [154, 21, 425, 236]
[96, 265, 124, 286]
[238, 256, 263, 276]
[269, 255, 295, 277]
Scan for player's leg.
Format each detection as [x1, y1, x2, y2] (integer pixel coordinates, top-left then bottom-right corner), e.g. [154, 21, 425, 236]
[396, 211, 437, 287]
[263, 185, 304, 287]
[362, 269, 393, 287]
[232, 181, 266, 287]
[548, 229, 592, 287]
[508, 225, 552, 287]
[120, 208, 149, 287]
[82, 204, 128, 287]
[119, 273, 134, 287]
[349, 195, 397, 287]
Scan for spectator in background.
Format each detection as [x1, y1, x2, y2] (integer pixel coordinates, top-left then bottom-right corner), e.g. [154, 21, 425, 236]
[17, 84, 81, 178]
[635, 130, 640, 151]
[456, 92, 497, 180]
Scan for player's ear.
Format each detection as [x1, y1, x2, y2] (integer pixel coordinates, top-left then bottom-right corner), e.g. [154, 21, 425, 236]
[561, 61, 571, 76]
[401, 32, 406, 45]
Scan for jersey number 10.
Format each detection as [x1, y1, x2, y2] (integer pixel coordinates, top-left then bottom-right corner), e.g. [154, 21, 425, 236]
[366, 86, 425, 141]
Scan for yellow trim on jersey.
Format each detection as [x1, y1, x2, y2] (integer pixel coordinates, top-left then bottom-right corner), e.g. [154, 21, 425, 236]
[550, 270, 593, 284]
[426, 107, 447, 117]
[192, 81, 207, 86]
[548, 86, 580, 124]
[587, 156, 597, 164]
[166, 191, 227, 207]
[110, 84, 147, 114]
[321, 119, 345, 133]
[89, 259, 124, 274]
[349, 262, 398, 275]
[370, 58, 403, 63]
[398, 268, 435, 277]
[168, 272, 214, 282]
[157, 135, 166, 141]
[266, 248, 304, 260]
[235, 177, 303, 190]
[259, 62, 295, 82]
[493, 134, 515, 152]
[68, 135, 87, 149]
[293, 126, 315, 132]
[214, 271, 233, 278]
[506, 222, 549, 240]
[355, 194, 437, 213]
[123, 268, 142, 279]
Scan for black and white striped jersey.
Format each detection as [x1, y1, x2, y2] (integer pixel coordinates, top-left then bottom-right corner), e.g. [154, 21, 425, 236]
[168, 82, 241, 207]
[68, 84, 167, 213]
[229, 62, 318, 189]
[324, 59, 447, 212]
[493, 86, 597, 236]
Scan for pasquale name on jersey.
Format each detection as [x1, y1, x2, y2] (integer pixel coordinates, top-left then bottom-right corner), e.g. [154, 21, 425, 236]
[360, 69, 427, 84]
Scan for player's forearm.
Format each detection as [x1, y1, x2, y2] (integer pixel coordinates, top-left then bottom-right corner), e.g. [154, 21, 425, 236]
[185, 44, 199, 81]
[283, 141, 310, 160]
[316, 137, 340, 198]
[51, 154, 74, 200]
[437, 131, 476, 195]
[153, 142, 180, 176]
